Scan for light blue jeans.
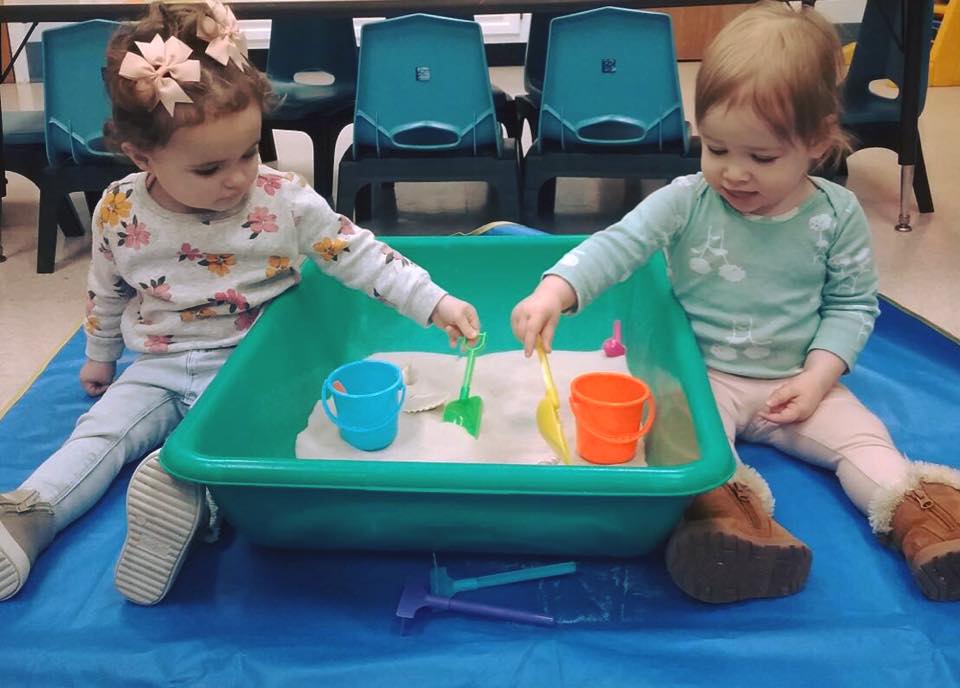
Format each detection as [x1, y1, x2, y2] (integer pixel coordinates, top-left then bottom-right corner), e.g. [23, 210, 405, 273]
[20, 348, 232, 532]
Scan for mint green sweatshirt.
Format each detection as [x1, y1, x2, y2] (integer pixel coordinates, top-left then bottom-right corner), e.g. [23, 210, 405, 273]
[548, 174, 880, 378]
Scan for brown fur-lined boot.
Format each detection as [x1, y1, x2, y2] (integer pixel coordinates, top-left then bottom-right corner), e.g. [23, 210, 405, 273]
[666, 465, 812, 603]
[870, 463, 960, 601]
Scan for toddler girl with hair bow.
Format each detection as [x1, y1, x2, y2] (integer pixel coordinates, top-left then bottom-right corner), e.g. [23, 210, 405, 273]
[0, 1, 480, 605]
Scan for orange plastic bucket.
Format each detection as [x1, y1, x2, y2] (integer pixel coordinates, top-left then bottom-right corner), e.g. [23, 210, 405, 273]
[569, 372, 656, 465]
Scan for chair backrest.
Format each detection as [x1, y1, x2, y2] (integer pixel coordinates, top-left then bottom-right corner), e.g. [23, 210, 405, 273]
[41, 20, 120, 166]
[2, 110, 44, 146]
[522, 12, 564, 99]
[538, 7, 688, 153]
[843, 0, 934, 118]
[353, 14, 500, 157]
[266, 17, 358, 88]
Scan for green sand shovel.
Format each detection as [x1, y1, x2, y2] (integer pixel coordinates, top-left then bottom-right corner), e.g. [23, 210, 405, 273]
[442, 332, 486, 438]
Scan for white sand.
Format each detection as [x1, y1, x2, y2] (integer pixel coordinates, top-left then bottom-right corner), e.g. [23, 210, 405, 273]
[295, 349, 649, 466]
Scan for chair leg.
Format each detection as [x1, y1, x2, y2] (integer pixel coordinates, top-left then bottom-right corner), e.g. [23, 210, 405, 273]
[537, 178, 557, 217]
[58, 197, 86, 237]
[355, 185, 373, 223]
[522, 158, 559, 223]
[374, 182, 399, 220]
[37, 182, 63, 274]
[325, 124, 345, 204]
[516, 98, 539, 141]
[522, 168, 543, 223]
[913, 140, 934, 213]
[499, 99, 520, 140]
[84, 190, 102, 216]
[0, 196, 6, 264]
[492, 162, 521, 221]
[309, 126, 334, 201]
[335, 166, 359, 220]
[259, 122, 279, 166]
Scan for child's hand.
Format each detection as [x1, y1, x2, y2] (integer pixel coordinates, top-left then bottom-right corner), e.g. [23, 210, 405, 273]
[758, 373, 826, 424]
[760, 349, 845, 424]
[510, 275, 577, 357]
[80, 359, 116, 397]
[431, 295, 481, 348]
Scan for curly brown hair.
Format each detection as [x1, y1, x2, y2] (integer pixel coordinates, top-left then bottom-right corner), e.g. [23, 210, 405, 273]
[103, 1, 271, 152]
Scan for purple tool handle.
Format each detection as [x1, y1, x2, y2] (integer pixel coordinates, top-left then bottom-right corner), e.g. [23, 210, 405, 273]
[425, 594, 555, 626]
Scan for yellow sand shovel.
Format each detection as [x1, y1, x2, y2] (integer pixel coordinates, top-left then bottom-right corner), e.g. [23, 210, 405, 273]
[535, 339, 571, 465]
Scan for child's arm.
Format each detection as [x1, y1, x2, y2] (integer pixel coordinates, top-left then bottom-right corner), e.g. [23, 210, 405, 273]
[807, 200, 880, 370]
[291, 184, 478, 344]
[82, 192, 137, 395]
[511, 176, 698, 355]
[761, 200, 879, 424]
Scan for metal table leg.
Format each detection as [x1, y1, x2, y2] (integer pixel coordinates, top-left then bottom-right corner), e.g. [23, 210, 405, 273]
[895, 164, 915, 232]
[895, 0, 923, 232]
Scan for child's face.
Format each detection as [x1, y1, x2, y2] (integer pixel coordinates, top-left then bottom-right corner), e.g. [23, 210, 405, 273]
[123, 103, 262, 214]
[698, 104, 829, 217]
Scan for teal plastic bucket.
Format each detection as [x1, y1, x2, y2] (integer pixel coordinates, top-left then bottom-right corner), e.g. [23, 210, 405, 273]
[322, 360, 406, 451]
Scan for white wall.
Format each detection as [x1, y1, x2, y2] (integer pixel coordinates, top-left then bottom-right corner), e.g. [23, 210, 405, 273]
[793, 0, 867, 23]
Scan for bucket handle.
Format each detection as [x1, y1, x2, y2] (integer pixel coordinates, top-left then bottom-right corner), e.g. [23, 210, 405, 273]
[321, 379, 406, 434]
[568, 395, 656, 444]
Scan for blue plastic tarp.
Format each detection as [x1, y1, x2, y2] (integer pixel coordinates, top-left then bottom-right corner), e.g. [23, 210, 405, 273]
[1, 294, 958, 687]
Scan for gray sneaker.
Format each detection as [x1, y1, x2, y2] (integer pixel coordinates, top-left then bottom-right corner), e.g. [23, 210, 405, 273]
[0, 489, 54, 601]
[114, 451, 207, 605]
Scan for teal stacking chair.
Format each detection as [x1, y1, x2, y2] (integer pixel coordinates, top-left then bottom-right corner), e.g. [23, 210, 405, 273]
[38, 20, 135, 273]
[429, 11, 521, 140]
[836, 0, 935, 215]
[336, 14, 520, 221]
[260, 17, 357, 200]
[42, 21, 124, 167]
[521, 7, 700, 221]
[2, 109, 85, 257]
[514, 11, 562, 140]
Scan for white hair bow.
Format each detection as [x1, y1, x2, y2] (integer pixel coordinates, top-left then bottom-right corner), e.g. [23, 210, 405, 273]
[198, 0, 249, 70]
[118, 34, 200, 116]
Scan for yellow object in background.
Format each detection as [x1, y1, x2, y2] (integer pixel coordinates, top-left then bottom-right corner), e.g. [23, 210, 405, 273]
[843, 1, 959, 87]
[842, 41, 857, 66]
[842, 41, 897, 92]
[931, 0, 960, 86]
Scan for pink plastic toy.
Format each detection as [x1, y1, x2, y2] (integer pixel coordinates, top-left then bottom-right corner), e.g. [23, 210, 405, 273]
[602, 320, 626, 357]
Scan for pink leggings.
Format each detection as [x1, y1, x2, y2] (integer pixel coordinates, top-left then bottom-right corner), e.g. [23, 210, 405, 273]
[708, 368, 910, 514]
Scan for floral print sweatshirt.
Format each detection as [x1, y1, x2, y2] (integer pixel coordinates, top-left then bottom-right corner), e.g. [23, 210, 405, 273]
[84, 166, 446, 363]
